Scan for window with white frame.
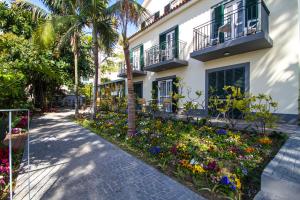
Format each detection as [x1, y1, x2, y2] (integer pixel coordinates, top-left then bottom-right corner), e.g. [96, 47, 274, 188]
[132, 48, 140, 70]
[158, 79, 173, 112]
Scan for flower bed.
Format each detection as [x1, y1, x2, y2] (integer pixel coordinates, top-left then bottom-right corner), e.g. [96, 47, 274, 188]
[0, 146, 23, 199]
[77, 112, 287, 200]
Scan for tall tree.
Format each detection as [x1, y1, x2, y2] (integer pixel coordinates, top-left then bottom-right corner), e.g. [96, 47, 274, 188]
[38, 0, 117, 119]
[83, 0, 118, 119]
[109, 0, 148, 136]
[19, 0, 117, 117]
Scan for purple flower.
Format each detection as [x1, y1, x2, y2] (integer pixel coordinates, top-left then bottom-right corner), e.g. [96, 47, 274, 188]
[205, 161, 218, 171]
[220, 176, 231, 185]
[216, 129, 227, 135]
[149, 146, 161, 155]
[230, 184, 236, 191]
[12, 128, 21, 134]
[242, 167, 248, 176]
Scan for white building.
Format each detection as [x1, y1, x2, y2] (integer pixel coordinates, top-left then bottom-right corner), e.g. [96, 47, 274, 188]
[118, 0, 300, 122]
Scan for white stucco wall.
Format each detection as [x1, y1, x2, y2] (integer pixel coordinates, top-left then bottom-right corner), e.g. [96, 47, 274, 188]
[130, 0, 300, 115]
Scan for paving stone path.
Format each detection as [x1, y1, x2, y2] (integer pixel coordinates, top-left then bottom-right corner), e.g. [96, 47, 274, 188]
[254, 134, 300, 200]
[13, 111, 204, 200]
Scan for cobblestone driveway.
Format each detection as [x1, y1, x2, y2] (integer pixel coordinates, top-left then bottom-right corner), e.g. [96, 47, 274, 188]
[13, 111, 204, 200]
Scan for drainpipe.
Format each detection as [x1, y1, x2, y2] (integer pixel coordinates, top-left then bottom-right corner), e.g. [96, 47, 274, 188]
[298, 0, 300, 123]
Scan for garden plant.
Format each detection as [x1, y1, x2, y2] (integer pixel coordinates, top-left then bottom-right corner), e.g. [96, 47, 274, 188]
[77, 98, 286, 200]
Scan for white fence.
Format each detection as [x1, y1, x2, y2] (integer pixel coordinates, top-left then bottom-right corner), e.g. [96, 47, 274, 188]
[0, 109, 30, 200]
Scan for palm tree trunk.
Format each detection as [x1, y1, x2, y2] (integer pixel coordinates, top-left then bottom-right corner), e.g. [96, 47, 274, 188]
[73, 33, 79, 118]
[124, 44, 136, 136]
[91, 24, 99, 119]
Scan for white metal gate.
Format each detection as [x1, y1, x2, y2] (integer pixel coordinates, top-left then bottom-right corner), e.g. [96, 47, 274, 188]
[0, 109, 30, 200]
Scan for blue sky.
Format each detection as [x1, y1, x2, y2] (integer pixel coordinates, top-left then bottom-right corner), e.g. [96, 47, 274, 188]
[5, 0, 144, 36]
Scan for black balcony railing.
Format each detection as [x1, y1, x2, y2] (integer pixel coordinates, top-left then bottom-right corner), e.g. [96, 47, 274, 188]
[193, 0, 269, 51]
[119, 61, 144, 75]
[141, 0, 186, 30]
[145, 39, 186, 67]
[141, 11, 160, 29]
[164, 0, 185, 13]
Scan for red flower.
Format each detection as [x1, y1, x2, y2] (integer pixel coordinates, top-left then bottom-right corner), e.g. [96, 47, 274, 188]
[204, 161, 219, 171]
[16, 116, 28, 128]
[170, 145, 178, 155]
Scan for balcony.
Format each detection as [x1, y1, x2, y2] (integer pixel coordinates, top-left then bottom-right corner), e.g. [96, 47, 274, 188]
[141, 12, 160, 29]
[164, 0, 187, 14]
[144, 40, 188, 72]
[190, 0, 273, 62]
[118, 62, 146, 78]
[140, 0, 187, 30]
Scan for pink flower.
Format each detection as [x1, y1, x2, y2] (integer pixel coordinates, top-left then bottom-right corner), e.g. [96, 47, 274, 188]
[12, 128, 21, 134]
[1, 159, 8, 164]
[0, 178, 6, 185]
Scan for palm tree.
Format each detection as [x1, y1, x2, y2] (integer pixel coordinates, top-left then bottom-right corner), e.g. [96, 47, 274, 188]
[19, 0, 84, 117]
[83, 0, 118, 119]
[109, 0, 148, 136]
[19, 0, 117, 118]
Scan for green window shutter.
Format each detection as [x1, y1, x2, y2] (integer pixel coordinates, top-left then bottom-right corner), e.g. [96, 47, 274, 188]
[129, 49, 133, 65]
[174, 26, 179, 58]
[172, 77, 179, 113]
[140, 45, 144, 70]
[152, 81, 158, 104]
[159, 33, 166, 51]
[159, 33, 166, 61]
[213, 5, 224, 43]
[246, 0, 258, 21]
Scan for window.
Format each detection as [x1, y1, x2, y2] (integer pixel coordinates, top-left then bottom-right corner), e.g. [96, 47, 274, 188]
[159, 26, 179, 61]
[132, 48, 140, 70]
[158, 79, 173, 112]
[130, 45, 144, 71]
[133, 82, 143, 99]
[208, 66, 247, 99]
[211, 0, 259, 43]
[154, 11, 160, 20]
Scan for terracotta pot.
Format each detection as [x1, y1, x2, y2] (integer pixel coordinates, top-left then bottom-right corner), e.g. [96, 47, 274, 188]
[2, 132, 28, 150]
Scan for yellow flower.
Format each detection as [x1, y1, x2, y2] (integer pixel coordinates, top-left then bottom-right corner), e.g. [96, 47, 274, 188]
[235, 178, 241, 189]
[178, 143, 187, 151]
[193, 164, 206, 174]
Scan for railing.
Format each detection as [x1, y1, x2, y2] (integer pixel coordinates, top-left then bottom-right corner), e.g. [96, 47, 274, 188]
[193, 0, 269, 51]
[0, 109, 30, 200]
[141, 0, 186, 30]
[145, 39, 186, 67]
[141, 11, 160, 29]
[119, 62, 143, 74]
[164, 0, 185, 13]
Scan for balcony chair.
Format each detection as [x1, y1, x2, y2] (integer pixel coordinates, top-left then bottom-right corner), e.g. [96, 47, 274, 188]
[247, 19, 259, 35]
[218, 22, 232, 42]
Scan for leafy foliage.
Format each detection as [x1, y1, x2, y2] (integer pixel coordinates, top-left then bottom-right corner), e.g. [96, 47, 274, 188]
[209, 86, 252, 129]
[0, 2, 37, 39]
[245, 94, 278, 134]
[0, 32, 69, 108]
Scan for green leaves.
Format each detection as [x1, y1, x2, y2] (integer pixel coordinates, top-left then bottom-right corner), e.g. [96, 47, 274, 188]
[0, 32, 70, 108]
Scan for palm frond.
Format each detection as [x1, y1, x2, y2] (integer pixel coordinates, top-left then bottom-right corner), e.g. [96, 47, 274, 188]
[95, 17, 118, 55]
[14, 0, 49, 21]
[108, 0, 149, 31]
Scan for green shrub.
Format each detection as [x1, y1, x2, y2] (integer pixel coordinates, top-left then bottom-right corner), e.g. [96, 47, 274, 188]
[245, 94, 278, 134]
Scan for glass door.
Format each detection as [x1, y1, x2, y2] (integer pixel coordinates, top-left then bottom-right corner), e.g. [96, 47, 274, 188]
[234, 1, 245, 37]
[166, 30, 175, 60]
[158, 80, 173, 112]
